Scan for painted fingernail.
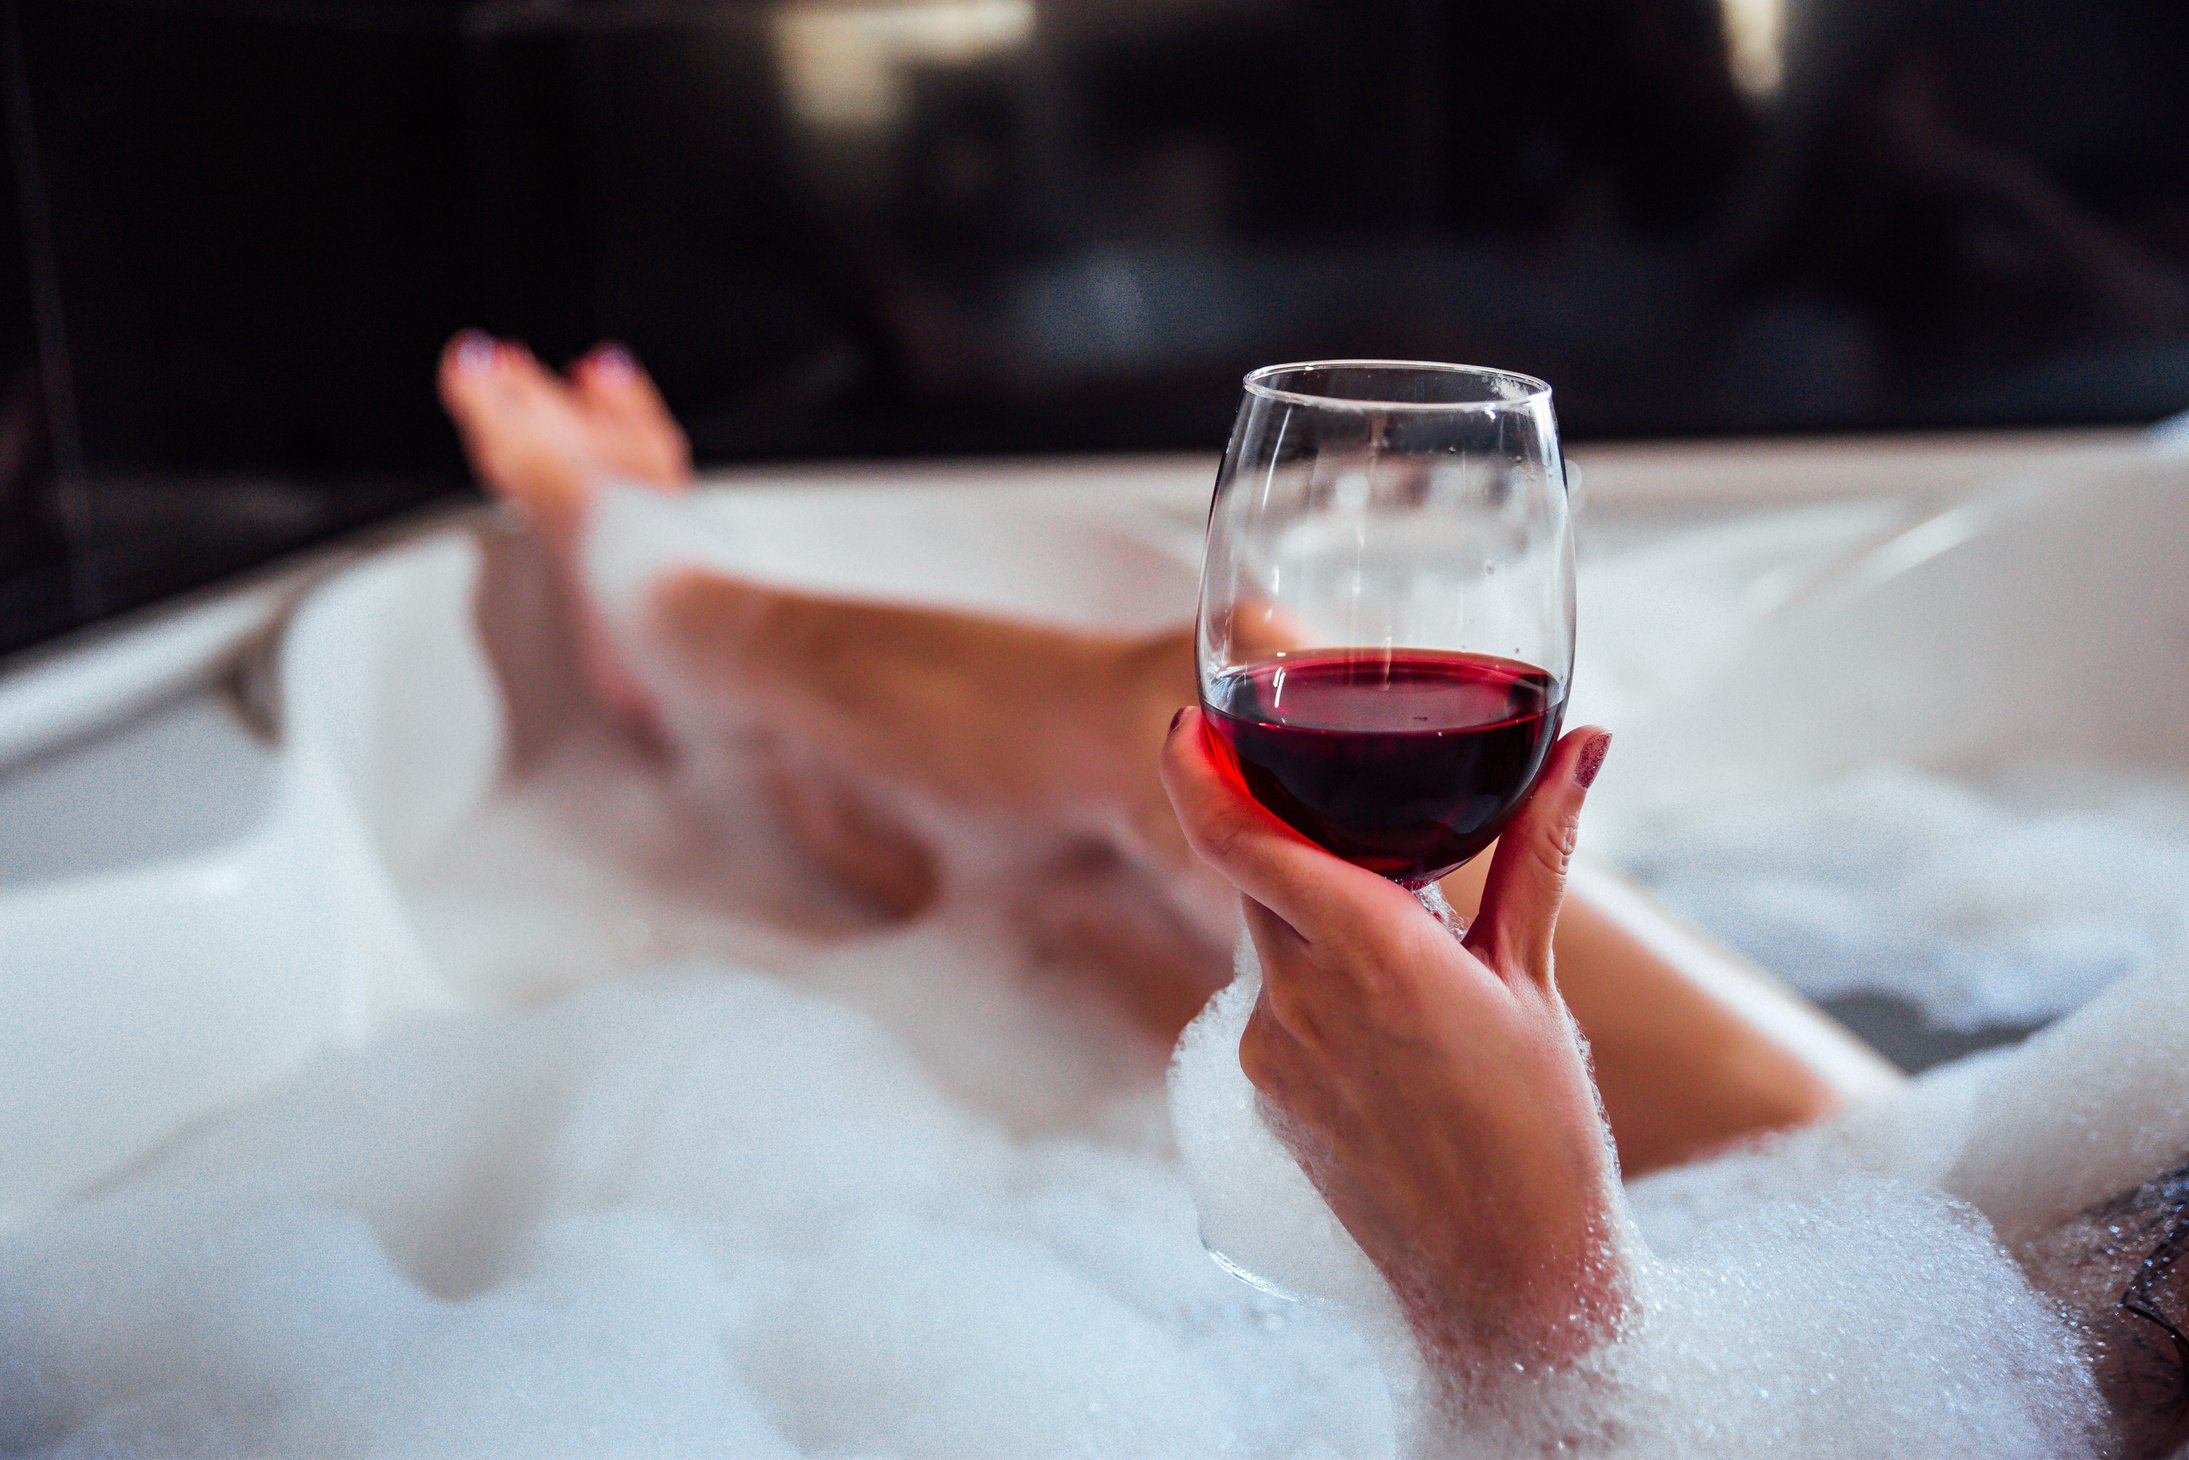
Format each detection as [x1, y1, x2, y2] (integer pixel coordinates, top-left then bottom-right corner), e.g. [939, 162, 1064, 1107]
[1169, 706, 1189, 734]
[587, 342, 637, 382]
[1575, 731, 1612, 789]
[453, 330, 495, 373]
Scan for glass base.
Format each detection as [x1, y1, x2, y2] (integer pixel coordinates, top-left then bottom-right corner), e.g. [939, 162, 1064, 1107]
[1200, 1222, 1304, 1303]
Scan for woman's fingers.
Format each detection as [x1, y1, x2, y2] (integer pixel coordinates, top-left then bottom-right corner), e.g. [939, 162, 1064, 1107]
[1163, 707, 1611, 1003]
[1160, 708, 1422, 951]
[1465, 728, 1611, 984]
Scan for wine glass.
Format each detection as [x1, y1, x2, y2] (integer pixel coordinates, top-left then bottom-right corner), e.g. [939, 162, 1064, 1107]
[1195, 360, 1576, 930]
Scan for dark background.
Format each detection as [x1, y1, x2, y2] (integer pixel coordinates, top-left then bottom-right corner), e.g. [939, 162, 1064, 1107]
[3, 0, 2188, 660]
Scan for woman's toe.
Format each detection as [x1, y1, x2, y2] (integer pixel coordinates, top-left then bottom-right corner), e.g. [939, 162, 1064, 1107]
[571, 342, 694, 489]
[437, 329, 504, 428]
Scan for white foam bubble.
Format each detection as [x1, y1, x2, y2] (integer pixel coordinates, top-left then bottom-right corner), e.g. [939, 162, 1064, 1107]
[1945, 947, 2189, 1244]
[7, 522, 2153, 1457]
[15, 923, 2142, 1460]
[1606, 1178, 2102, 1459]
[1168, 938, 2103, 1460]
[1167, 941, 1395, 1312]
[1612, 761, 2189, 1031]
[2, 971, 1398, 1458]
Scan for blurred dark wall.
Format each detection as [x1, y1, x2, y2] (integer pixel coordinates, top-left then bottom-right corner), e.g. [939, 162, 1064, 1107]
[4, 0, 2188, 659]
[2, 0, 481, 658]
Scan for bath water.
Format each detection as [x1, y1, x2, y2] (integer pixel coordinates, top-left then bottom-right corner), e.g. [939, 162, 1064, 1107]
[6, 731, 2155, 1456]
[6, 493, 2179, 1455]
[1607, 761, 2189, 1032]
[3, 944, 2118, 1460]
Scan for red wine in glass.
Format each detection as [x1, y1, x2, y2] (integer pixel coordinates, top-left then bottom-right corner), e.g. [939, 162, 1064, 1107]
[1202, 649, 1565, 886]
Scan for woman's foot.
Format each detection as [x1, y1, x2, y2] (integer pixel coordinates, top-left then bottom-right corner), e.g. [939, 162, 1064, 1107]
[437, 331, 693, 730]
[438, 331, 692, 536]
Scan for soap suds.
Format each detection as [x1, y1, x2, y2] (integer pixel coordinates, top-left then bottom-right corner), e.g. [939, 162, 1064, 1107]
[7, 948, 2114, 1458]
[1166, 939, 2107, 1460]
[11, 496, 2176, 1454]
[1612, 761, 2189, 1031]
[2, 972, 1393, 1459]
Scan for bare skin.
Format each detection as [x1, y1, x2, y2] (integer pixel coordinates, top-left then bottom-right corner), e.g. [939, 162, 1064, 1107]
[434, 330, 1898, 1175]
[1163, 709, 1629, 1377]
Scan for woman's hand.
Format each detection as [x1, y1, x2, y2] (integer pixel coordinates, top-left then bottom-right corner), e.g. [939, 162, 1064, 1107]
[1160, 712, 1627, 1381]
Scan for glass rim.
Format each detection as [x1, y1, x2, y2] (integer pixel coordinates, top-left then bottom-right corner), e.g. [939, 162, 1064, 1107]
[1241, 359, 1552, 413]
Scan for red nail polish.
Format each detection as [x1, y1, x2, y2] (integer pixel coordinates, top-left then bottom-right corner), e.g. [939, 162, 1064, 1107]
[1574, 732, 1612, 789]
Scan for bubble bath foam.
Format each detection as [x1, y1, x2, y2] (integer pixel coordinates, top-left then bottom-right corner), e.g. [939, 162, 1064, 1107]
[8, 505, 2166, 1457]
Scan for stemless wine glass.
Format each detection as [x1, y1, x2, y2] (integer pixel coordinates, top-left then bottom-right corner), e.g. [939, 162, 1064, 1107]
[1196, 361, 1576, 929]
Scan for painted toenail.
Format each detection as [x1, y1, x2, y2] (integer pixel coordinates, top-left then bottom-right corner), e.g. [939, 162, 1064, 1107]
[588, 343, 637, 382]
[454, 330, 495, 373]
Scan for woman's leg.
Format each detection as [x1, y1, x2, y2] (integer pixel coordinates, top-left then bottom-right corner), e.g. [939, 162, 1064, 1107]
[438, 332, 1899, 1171]
[436, 332, 1233, 1034]
[1437, 854, 1903, 1173]
[646, 559, 1900, 1165]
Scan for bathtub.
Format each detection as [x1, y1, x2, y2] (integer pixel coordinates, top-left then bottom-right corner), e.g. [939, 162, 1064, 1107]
[2, 427, 2179, 1223]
